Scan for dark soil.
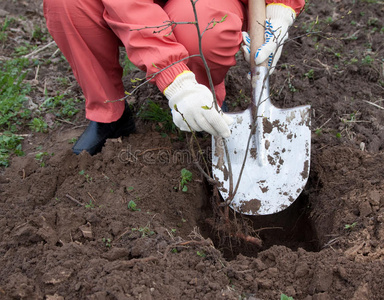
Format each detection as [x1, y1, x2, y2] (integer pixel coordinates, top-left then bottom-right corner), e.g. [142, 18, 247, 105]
[1, 1, 384, 299]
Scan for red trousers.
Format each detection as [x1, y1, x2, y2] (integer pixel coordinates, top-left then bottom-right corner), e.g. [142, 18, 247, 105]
[43, 0, 246, 122]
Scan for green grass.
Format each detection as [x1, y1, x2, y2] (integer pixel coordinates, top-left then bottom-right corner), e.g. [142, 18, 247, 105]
[138, 100, 177, 133]
[0, 52, 80, 167]
[0, 58, 33, 166]
[41, 94, 81, 119]
[0, 58, 32, 131]
[0, 133, 24, 167]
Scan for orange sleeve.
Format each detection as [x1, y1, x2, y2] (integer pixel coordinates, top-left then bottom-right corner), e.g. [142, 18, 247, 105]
[102, 0, 190, 92]
[240, 0, 305, 17]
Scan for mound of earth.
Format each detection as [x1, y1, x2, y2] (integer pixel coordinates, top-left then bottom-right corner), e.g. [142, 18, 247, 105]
[1, 0, 384, 299]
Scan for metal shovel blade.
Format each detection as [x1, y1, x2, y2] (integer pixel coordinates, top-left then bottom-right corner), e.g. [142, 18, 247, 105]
[212, 66, 311, 215]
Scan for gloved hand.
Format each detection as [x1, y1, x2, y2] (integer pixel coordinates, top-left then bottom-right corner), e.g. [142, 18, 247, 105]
[164, 71, 233, 138]
[241, 4, 296, 74]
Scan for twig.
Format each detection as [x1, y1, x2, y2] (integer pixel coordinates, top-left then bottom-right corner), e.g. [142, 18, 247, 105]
[87, 192, 96, 203]
[105, 55, 200, 103]
[65, 194, 84, 206]
[363, 100, 384, 110]
[317, 117, 332, 129]
[23, 41, 56, 59]
[188, 135, 217, 184]
[56, 118, 77, 126]
[0, 56, 11, 61]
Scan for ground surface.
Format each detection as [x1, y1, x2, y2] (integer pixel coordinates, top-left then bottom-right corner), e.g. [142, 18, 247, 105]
[1, 1, 384, 299]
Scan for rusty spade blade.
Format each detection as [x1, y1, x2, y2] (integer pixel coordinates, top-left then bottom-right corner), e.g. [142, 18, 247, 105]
[212, 65, 311, 215]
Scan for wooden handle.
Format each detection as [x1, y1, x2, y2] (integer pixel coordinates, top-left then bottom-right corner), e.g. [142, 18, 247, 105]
[249, 0, 266, 68]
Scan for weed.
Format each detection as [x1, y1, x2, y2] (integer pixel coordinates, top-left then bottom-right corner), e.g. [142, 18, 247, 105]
[367, 17, 379, 27]
[68, 137, 77, 144]
[345, 222, 357, 230]
[324, 17, 333, 24]
[304, 69, 315, 80]
[13, 45, 36, 57]
[42, 94, 81, 119]
[132, 225, 155, 237]
[85, 200, 96, 209]
[361, 55, 374, 65]
[102, 237, 112, 248]
[301, 15, 320, 33]
[35, 151, 53, 167]
[196, 250, 206, 258]
[32, 25, 46, 41]
[79, 170, 93, 182]
[138, 100, 177, 133]
[0, 58, 32, 132]
[0, 133, 24, 167]
[177, 168, 193, 192]
[281, 294, 294, 300]
[127, 200, 140, 211]
[122, 55, 138, 76]
[231, 89, 250, 108]
[0, 16, 14, 42]
[29, 117, 48, 133]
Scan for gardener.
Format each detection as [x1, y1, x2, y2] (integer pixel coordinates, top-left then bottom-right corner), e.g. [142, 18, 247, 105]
[43, 0, 305, 155]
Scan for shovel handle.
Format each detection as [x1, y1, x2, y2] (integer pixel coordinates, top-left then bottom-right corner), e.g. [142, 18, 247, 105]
[248, 0, 266, 68]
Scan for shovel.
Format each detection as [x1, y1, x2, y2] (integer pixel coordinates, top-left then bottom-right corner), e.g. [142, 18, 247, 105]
[211, 0, 311, 215]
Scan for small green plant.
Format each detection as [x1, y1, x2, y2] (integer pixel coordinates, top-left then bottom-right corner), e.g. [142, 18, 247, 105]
[29, 117, 48, 133]
[345, 222, 357, 230]
[361, 55, 374, 65]
[79, 170, 93, 182]
[178, 168, 193, 192]
[85, 200, 96, 209]
[122, 55, 138, 76]
[138, 100, 177, 133]
[0, 16, 14, 42]
[281, 294, 294, 300]
[231, 89, 250, 108]
[196, 250, 206, 258]
[301, 16, 320, 33]
[68, 137, 78, 144]
[324, 16, 333, 24]
[288, 81, 297, 93]
[102, 237, 112, 248]
[335, 132, 342, 139]
[35, 151, 53, 167]
[304, 69, 315, 80]
[0, 133, 24, 167]
[42, 94, 80, 119]
[32, 25, 45, 41]
[132, 225, 155, 237]
[127, 200, 140, 211]
[0, 58, 32, 132]
[14, 44, 36, 57]
[367, 17, 379, 27]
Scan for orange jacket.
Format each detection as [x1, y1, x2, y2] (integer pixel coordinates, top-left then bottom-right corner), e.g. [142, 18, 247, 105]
[146, 0, 306, 92]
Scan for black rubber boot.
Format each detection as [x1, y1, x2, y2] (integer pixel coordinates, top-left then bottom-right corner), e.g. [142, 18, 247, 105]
[72, 102, 136, 155]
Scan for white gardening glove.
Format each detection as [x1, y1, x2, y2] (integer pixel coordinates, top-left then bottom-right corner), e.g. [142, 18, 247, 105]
[164, 72, 233, 138]
[241, 4, 296, 74]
